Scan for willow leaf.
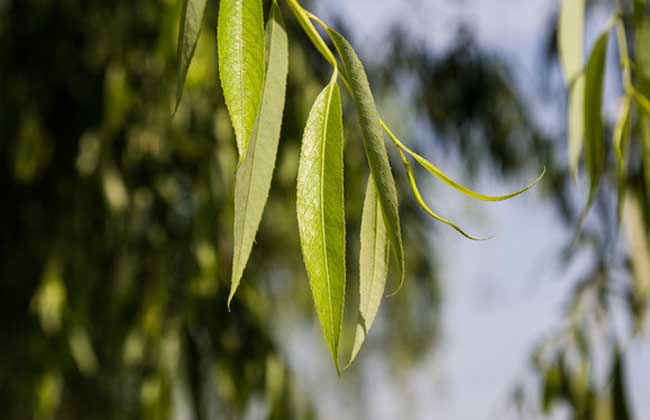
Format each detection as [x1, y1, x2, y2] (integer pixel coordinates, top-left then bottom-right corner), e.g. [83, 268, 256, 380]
[611, 349, 632, 420]
[398, 149, 488, 241]
[175, 0, 208, 114]
[381, 121, 545, 202]
[347, 177, 389, 367]
[296, 74, 345, 372]
[559, 0, 585, 175]
[218, 0, 265, 160]
[327, 29, 405, 293]
[613, 95, 631, 223]
[229, 1, 288, 307]
[635, 12, 650, 217]
[578, 30, 609, 227]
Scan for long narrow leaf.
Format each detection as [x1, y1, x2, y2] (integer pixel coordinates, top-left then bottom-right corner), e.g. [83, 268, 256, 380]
[327, 28, 405, 294]
[175, 0, 208, 114]
[578, 30, 609, 228]
[296, 73, 346, 373]
[229, 1, 288, 307]
[218, 0, 265, 160]
[347, 177, 389, 367]
[635, 12, 650, 219]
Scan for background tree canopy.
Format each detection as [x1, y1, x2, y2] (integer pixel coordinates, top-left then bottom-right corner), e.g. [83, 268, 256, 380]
[0, 0, 648, 419]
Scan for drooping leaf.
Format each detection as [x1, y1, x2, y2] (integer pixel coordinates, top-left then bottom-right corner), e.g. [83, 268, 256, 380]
[296, 74, 346, 372]
[398, 148, 488, 241]
[558, 0, 585, 175]
[218, 0, 265, 160]
[578, 30, 609, 227]
[347, 177, 389, 367]
[327, 29, 405, 294]
[381, 121, 545, 202]
[613, 95, 632, 223]
[229, 1, 288, 307]
[175, 0, 208, 114]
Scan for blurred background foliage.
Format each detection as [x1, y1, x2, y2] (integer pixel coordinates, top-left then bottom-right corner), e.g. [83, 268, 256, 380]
[0, 0, 648, 419]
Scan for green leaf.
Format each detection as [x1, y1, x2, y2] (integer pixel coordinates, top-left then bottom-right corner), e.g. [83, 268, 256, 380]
[558, 0, 585, 176]
[218, 0, 265, 160]
[175, 0, 208, 114]
[296, 74, 346, 372]
[347, 177, 389, 367]
[327, 29, 405, 294]
[578, 30, 609, 228]
[229, 1, 288, 307]
[634, 13, 650, 217]
[613, 95, 631, 223]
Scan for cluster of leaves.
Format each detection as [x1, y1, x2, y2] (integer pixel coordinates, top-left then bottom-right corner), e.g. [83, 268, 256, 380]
[176, 0, 544, 371]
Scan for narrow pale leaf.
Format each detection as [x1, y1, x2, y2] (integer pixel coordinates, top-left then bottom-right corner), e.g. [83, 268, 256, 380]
[578, 30, 609, 227]
[558, 0, 584, 83]
[327, 29, 405, 294]
[613, 95, 631, 223]
[296, 75, 346, 372]
[347, 177, 389, 366]
[218, 0, 265, 159]
[559, 0, 585, 175]
[175, 0, 208, 114]
[229, 1, 288, 306]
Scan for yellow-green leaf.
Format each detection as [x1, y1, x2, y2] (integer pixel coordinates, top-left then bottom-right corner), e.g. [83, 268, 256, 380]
[635, 12, 650, 214]
[347, 177, 389, 367]
[296, 74, 346, 372]
[175, 0, 208, 114]
[568, 75, 586, 176]
[381, 121, 545, 202]
[578, 30, 609, 227]
[218, 0, 265, 160]
[229, 1, 288, 307]
[327, 28, 405, 294]
[398, 148, 488, 241]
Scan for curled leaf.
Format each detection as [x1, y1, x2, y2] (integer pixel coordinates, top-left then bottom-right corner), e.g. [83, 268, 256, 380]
[296, 73, 346, 372]
[218, 0, 265, 160]
[230, 1, 288, 307]
[398, 148, 489, 241]
[346, 177, 389, 367]
[381, 121, 545, 202]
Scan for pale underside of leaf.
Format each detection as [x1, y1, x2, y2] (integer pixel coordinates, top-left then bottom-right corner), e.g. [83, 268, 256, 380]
[229, 1, 288, 307]
[218, 0, 265, 160]
[577, 30, 608, 229]
[175, 0, 208, 114]
[296, 75, 346, 373]
[347, 177, 389, 367]
[327, 28, 405, 294]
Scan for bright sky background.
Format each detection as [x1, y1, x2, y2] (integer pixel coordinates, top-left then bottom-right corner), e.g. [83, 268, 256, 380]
[269, 1, 650, 419]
